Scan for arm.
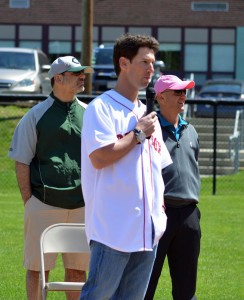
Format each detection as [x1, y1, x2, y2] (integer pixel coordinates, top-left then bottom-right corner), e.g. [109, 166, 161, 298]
[90, 112, 157, 169]
[15, 161, 32, 205]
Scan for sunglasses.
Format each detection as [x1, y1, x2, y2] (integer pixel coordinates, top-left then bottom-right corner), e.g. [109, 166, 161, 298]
[162, 89, 187, 96]
[61, 70, 84, 76]
[174, 89, 186, 96]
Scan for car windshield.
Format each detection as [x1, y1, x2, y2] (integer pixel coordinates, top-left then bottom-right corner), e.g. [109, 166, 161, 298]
[202, 83, 241, 94]
[93, 48, 113, 65]
[0, 52, 35, 70]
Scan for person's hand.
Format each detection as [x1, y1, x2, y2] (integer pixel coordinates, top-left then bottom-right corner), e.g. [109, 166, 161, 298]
[136, 112, 158, 138]
[23, 195, 32, 206]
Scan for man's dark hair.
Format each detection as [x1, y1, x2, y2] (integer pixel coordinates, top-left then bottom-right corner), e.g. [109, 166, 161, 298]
[113, 34, 159, 76]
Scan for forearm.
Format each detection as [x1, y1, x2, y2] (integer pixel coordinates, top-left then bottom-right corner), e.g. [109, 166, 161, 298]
[15, 161, 32, 205]
[90, 130, 138, 169]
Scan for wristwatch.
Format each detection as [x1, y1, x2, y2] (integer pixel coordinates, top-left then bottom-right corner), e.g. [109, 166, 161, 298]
[133, 128, 146, 143]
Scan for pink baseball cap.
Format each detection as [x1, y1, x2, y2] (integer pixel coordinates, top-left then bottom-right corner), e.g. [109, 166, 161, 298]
[154, 75, 195, 94]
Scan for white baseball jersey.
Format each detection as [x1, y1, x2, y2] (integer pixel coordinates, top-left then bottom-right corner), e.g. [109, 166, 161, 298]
[81, 89, 172, 252]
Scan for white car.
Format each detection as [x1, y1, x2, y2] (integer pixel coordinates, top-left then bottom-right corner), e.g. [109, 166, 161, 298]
[0, 47, 51, 94]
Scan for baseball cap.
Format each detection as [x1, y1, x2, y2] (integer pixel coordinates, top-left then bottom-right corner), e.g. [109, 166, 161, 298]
[48, 56, 93, 79]
[154, 75, 195, 94]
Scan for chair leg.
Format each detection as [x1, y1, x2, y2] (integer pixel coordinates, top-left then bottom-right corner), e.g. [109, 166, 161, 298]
[42, 290, 47, 300]
[37, 273, 44, 300]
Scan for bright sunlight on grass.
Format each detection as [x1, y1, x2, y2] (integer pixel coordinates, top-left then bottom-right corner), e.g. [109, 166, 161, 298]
[0, 105, 243, 299]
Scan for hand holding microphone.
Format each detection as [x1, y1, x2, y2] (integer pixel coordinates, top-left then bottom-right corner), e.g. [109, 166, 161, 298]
[133, 87, 157, 142]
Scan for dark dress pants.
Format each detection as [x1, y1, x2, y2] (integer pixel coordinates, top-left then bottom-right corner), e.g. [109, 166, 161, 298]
[145, 204, 201, 300]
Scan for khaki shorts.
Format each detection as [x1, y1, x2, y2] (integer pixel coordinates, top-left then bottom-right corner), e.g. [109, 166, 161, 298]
[24, 195, 90, 271]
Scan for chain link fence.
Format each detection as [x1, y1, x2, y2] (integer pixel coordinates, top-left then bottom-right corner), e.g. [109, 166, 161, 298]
[186, 100, 244, 194]
[1, 97, 244, 196]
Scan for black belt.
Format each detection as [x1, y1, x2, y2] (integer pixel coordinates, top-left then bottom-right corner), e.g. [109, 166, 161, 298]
[165, 198, 198, 208]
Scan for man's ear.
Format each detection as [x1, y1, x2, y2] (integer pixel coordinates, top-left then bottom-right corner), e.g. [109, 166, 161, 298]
[157, 93, 167, 107]
[119, 57, 129, 71]
[54, 74, 63, 84]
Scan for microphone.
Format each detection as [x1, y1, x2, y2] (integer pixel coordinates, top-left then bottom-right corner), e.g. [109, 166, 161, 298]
[146, 87, 156, 115]
[145, 87, 156, 139]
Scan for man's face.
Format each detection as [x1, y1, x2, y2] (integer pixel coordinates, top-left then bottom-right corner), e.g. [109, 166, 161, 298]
[159, 89, 187, 114]
[60, 70, 86, 93]
[124, 47, 155, 90]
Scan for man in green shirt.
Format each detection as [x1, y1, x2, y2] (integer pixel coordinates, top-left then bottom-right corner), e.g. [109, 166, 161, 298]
[9, 56, 93, 300]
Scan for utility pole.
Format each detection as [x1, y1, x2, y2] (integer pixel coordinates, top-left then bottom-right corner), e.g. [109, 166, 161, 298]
[81, 0, 93, 94]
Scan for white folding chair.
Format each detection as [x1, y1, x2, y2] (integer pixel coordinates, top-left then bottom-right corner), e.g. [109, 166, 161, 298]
[39, 223, 90, 300]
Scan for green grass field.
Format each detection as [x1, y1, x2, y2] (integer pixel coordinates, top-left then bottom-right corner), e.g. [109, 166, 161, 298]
[0, 105, 244, 299]
[1, 181, 243, 299]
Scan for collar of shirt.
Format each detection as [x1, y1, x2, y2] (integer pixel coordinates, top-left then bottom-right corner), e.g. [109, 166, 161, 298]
[158, 113, 187, 141]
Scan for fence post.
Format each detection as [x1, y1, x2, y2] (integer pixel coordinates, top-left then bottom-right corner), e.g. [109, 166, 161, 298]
[213, 103, 217, 195]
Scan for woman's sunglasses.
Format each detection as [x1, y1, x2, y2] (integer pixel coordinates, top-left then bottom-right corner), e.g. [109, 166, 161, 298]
[161, 89, 186, 96]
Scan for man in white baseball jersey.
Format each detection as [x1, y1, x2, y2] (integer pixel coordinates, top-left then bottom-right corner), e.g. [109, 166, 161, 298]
[80, 34, 172, 300]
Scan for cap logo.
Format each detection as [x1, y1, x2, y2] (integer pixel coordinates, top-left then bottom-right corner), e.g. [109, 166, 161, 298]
[72, 57, 80, 64]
